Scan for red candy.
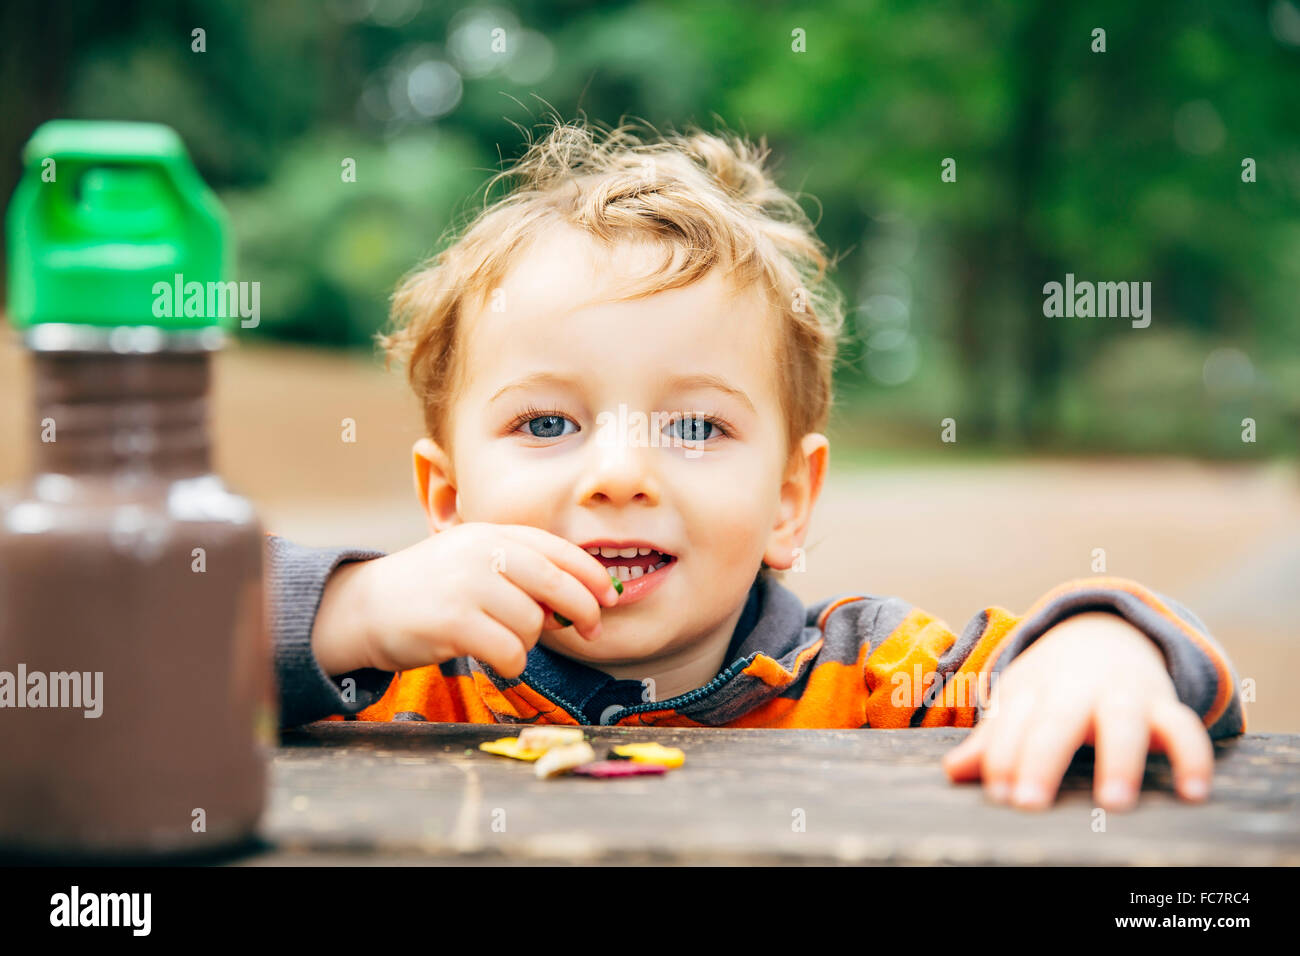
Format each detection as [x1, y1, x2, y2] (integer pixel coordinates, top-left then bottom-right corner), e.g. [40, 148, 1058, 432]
[571, 760, 668, 778]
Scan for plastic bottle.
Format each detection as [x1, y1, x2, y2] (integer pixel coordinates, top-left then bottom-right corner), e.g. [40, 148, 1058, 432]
[0, 120, 274, 860]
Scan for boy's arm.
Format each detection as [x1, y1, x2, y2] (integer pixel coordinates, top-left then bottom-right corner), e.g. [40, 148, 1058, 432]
[265, 533, 397, 728]
[820, 576, 1244, 737]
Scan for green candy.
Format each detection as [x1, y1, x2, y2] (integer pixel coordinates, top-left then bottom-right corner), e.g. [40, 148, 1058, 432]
[556, 572, 623, 627]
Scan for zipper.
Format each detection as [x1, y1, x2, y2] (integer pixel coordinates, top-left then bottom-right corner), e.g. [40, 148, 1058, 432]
[606, 631, 828, 724]
[482, 663, 588, 724]
[514, 679, 588, 725]
[513, 629, 821, 725]
[599, 656, 755, 724]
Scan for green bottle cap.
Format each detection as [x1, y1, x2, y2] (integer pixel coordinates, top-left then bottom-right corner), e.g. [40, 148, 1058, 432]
[5, 120, 231, 332]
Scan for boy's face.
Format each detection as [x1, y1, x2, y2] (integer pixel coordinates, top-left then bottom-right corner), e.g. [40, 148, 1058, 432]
[414, 224, 827, 667]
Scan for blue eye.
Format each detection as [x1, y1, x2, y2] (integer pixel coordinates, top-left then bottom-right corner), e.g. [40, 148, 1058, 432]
[508, 406, 731, 444]
[663, 415, 727, 443]
[521, 414, 576, 439]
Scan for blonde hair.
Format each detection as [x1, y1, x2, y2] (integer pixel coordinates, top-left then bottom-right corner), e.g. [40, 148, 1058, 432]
[378, 115, 846, 471]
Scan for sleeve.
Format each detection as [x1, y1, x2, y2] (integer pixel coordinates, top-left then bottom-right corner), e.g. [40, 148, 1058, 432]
[819, 576, 1245, 738]
[265, 533, 397, 729]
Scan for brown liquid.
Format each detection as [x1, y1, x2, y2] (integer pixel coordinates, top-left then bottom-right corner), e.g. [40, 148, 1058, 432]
[0, 344, 273, 859]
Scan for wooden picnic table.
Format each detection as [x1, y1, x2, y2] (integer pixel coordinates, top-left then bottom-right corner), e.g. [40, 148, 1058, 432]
[236, 723, 1300, 865]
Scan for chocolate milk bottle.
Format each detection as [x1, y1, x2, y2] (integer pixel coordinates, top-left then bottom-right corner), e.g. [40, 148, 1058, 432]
[0, 121, 274, 859]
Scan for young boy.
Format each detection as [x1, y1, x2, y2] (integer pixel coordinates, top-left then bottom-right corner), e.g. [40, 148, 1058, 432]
[270, 120, 1244, 813]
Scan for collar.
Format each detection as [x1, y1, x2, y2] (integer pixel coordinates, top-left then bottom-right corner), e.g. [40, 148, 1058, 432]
[473, 570, 823, 725]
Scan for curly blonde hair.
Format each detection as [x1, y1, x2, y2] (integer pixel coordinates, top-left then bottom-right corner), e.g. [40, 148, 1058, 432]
[377, 115, 846, 471]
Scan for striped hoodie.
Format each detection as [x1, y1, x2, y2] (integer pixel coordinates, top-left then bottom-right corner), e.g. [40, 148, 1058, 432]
[269, 535, 1245, 736]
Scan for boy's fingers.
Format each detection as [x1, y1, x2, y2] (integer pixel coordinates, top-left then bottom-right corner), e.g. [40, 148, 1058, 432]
[498, 525, 622, 607]
[941, 727, 987, 781]
[943, 714, 994, 771]
[492, 541, 604, 640]
[1007, 696, 1091, 810]
[1091, 700, 1150, 810]
[479, 572, 555, 647]
[458, 612, 530, 679]
[1149, 698, 1214, 801]
[978, 690, 1037, 802]
[539, 604, 585, 633]
[941, 667, 1014, 778]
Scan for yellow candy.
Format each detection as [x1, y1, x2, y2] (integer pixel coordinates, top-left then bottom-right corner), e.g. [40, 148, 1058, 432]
[612, 742, 685, 768]
[516, 726, 585, 752]
[478, 736, 547, 761]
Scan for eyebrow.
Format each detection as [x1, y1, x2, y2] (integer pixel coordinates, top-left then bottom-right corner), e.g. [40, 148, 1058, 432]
[489, 371, 756, 413]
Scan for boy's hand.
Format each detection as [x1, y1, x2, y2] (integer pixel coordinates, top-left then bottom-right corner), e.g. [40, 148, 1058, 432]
[941, 612, 1215, 811]
[310, 523, 620, 679]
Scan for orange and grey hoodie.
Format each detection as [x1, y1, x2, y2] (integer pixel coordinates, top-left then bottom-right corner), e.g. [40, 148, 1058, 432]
[269, 534, 1245, 736]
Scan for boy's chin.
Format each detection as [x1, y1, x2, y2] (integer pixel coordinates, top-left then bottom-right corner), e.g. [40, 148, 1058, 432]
[538, 630, 668, 665]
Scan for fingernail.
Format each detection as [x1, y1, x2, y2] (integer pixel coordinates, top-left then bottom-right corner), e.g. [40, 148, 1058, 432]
[553, 612, 572, 628]
[988, 780, 1010, 802]
[1180, 777, 1209, 800]
[1099, 781, 1135, 808]
[1012, 781, 1047, 807]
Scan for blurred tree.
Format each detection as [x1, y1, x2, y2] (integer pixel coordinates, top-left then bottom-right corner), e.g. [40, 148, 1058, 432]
[2, 0, 1297, 455]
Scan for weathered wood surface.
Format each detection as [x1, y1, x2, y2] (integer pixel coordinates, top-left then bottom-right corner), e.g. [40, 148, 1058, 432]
[237, 723, 1300, 865]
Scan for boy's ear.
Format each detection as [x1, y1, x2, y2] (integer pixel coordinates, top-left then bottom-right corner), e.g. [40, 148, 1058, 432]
[413, 437, 460, 533]
[763, 432, 829, 572]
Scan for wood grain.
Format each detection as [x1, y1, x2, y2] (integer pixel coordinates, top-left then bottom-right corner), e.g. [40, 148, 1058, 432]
[236, 723, 1300, 865]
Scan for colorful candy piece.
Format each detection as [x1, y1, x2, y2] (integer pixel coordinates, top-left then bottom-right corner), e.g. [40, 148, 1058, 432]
[535, 741, 597, 779]
[572, 761, 668, 778]
[517, 726, 585, 752]
[552, 571, 621, 625]
[612, 742, 685, 768]
[478, 736, 547, 761]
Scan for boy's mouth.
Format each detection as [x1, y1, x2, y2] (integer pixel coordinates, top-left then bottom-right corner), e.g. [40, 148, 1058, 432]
[580, 541, 677, 583]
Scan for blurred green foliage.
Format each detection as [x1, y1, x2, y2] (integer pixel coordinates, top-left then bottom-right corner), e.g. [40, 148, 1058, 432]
[2, 0, 1298, 457]
[222, 130, 486, 345]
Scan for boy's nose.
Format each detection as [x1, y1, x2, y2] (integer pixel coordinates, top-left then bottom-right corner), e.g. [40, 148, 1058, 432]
[576, 434, 662, 508]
